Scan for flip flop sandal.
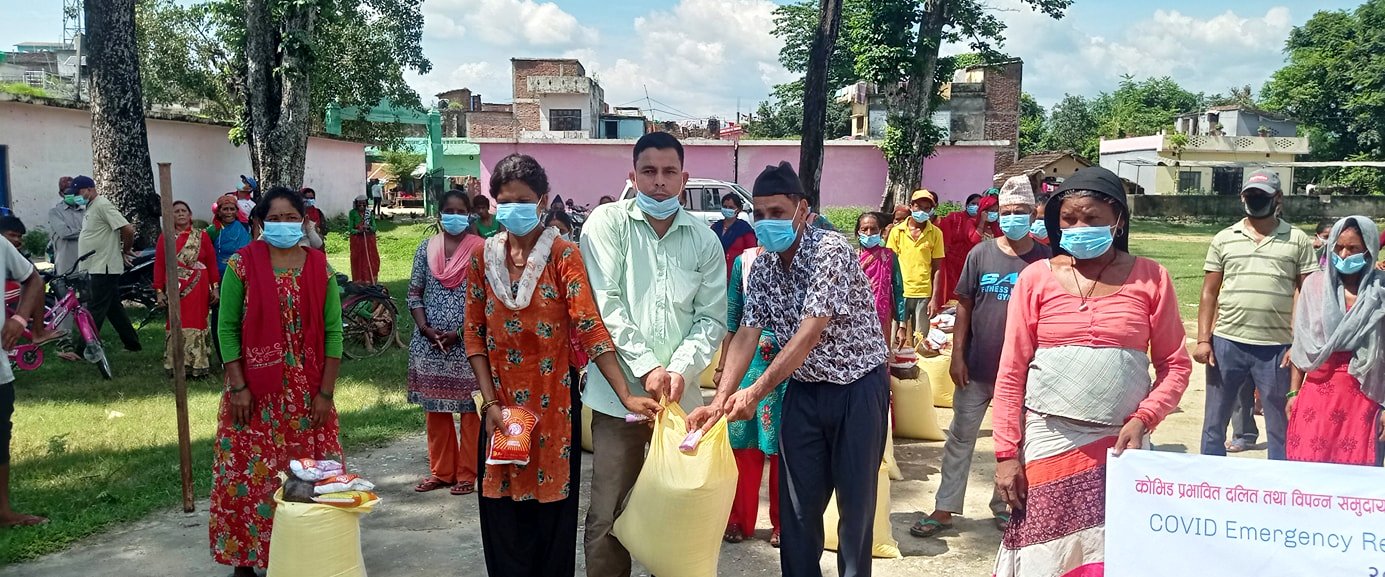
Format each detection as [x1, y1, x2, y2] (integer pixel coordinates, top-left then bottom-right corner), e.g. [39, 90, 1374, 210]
[414, 477, 454, 492]
[769, 530, 781, 548]
[994, 513, 1012, 531]
[723, 524, 745, 543]
[1225, 439, 1250, 453]
[31, 329, 68, 346]
[909, 517, 953, 538]
[450, 481, 475, 496]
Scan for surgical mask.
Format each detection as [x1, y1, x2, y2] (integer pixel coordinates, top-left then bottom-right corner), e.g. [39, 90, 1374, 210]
[558, 233, 572, 242]
[261, 221, 305, 248]
[721, 207, 738, 220]
[1332, 252, 1368, 275]
[304, 199, 316, 208]
[496, 203, 541, 236]
[1059, 225, 1116, 260]
[635, 192, 681, 220]
[910, 210, 932, 223]
[998, 214, 1032, 241]
[1243, 194, 1276, 218]
[985, 211, 999, 223]
[753, 205, 802, 253]
[63, 194, 80, 207]
[1029, 220, 1049, 239]
[441, 213, 471, 235]
[966, 205, 979, 217]
[72, 195, 88, 207]
[859, 233, 883, 248]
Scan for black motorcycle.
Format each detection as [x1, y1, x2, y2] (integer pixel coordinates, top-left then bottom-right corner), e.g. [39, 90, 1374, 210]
[119, 248, 162, 328]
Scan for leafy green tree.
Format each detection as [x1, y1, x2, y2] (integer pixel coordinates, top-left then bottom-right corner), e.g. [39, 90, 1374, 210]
[743, 82, 852, 139]
[1261, 2, 1385, 194]
[1043, 94, 1099, 160]
[1018, 92, 1047, 157]
[1094, 75, 1203, 142]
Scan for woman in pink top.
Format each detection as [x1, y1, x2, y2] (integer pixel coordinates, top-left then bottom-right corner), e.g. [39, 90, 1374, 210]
[991, 167, 1192, 577]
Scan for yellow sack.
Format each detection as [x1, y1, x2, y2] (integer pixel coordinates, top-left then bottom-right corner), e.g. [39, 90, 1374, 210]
[890, 376, 945, 441]
[267, 488, 378, 577]
[612, 403, 737, 577]
[581, 404, 594, 453]
[700, 348, 723, 389]
[884, 409, 903, 480]
[919, 353, 955, 408]
[823, 463, 901, 559]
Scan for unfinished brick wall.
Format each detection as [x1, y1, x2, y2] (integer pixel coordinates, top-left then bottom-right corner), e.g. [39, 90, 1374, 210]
[984, 61, 1023, 174]
[512, 59, 586, 132]
[466, 111, 519, 139]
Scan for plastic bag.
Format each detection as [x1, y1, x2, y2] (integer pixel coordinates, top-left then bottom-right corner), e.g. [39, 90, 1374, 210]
[314, 474, 376, 494]
[699, 348, 723, 389]
[487, 406, 539, 465]
[313, 491, 379, 508]
[890, 376, 945, 441]
[823, 463, 901, 559]
[884, 408, 903, 481]
[289, 458, 344, 482]
[580, 405, 595, 453]
[919, 354, 955, 408]
[266, 488, 377, 577]
[612, 403, 737, 577]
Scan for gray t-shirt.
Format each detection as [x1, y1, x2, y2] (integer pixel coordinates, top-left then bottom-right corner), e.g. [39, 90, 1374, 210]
[955, 239, 1050, 385]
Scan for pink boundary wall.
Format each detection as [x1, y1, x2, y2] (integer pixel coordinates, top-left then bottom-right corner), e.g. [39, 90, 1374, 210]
[475, 139, 1001, 208]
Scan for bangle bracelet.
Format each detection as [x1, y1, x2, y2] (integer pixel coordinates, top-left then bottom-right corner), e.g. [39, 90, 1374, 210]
[318, 389, 334, 401]
[481, 399, 501, 414]
[228, 384, 247, 393]
[1286, 389, 1299, 399]
[1197, 340, 1211, 345]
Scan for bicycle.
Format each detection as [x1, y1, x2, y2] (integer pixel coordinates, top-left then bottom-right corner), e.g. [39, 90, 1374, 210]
[7, 251, 113, 379]
[338, 274, 402, 360]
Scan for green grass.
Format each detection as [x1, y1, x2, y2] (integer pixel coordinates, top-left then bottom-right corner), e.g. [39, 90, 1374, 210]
[0, 222, 435, 564]
[1127, 220, 1222, 319]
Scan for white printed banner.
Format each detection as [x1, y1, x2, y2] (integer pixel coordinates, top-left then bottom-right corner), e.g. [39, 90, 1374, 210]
[1107, 450, 1385, 576]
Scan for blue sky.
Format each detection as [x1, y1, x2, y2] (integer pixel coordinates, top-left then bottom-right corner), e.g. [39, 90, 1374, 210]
[1, 0, 1365, 121]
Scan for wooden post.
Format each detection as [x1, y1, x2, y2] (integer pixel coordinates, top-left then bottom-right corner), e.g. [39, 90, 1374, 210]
[158, 163, 195, 513]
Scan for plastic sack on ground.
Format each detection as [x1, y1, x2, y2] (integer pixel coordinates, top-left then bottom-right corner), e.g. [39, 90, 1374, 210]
[919, 354, 955, 408]
[824, 463, 901, 559]
[883, 408, 903, 481]
[699, 348, 723, 389]
[890, 376, 945, 441]
[580, 404, 594, 453]
[612, 402, 737, 577]
[267, 487, 378, 577]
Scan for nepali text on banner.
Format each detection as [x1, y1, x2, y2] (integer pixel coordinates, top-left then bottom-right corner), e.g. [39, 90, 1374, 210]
[1107, 450, 1385, 576]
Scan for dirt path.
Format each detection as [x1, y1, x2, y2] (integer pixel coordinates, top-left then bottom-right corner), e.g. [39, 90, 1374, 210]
[1, 359, 1261, 577]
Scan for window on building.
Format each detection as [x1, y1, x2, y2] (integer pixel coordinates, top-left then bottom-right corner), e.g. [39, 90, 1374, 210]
[1212, 167, 1244, 196]
[1177, 171, 1202, 193]
[549, 109, 582, 132]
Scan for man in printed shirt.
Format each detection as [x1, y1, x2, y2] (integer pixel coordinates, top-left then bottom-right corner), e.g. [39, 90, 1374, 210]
[691, 161, 888, 577]
[580, 131, 728, 577]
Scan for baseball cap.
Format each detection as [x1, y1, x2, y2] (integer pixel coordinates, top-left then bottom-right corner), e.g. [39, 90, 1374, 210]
[71, 175, 96, 190]
[910, 189, 938, 204]
[1241, 169, 1281, 195]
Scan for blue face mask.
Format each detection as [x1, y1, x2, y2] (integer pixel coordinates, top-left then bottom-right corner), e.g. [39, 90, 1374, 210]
[72, 195, 88, 207]
[441, 213, 471, 235]
[304, 199, 316, 208]
[496, 203, 541, 236]
[63, 194, 80, 207]
[636, 192, 681, 220]
[753, 205, 802, 253]
[1029, 220, 1049, 239]
[985, 211, 1000, 223]
[859, 233, 883, 248]
[966, 205, 979, 217]
[261, 221, 305, 248]
[1059, 225, 1116, 260]
[721, 207, 738, 220]
[998, 214, 1032, 241]
[911, 210, 932, 223]
[1332, 252, 1368, 275]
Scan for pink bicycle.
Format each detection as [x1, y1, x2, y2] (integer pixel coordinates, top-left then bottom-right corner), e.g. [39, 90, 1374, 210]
[7, 251, 112, 379]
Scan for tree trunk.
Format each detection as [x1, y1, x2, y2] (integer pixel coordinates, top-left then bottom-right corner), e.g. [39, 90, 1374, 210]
[244, 0, 316, 191]
[879, 0, 950, 214]
[798, 0, 843, 211]
[85, 0, 160, 247]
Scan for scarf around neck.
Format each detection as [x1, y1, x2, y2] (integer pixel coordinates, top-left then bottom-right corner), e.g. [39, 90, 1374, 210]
[238, 241, 328, 399]
[483, 227, 560, 311]
[1290, 216, 1385, 405]
[427, 232, 482, 290]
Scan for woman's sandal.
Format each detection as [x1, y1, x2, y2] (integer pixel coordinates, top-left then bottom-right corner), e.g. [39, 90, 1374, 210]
[414, 477, 454, 493]
[450, 481, 475, 496]
[769, 530, 781, 548]
[909, 517, 953, 538]
[723, 524, 745, 543]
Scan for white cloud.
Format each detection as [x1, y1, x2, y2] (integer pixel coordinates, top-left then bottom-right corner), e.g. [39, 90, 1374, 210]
[409, 61, 507, 104]
[965, 3, 1298, 106]
[422, 0, 599, 47]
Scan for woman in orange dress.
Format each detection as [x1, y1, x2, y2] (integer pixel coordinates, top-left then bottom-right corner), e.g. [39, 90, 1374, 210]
[464, 154, 659, 577]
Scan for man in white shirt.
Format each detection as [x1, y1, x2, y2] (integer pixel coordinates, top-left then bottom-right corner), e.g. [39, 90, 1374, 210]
[0, 239, 46, 527]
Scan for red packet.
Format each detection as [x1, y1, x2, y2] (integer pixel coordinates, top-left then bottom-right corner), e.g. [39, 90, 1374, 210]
[487, 406, 540, 465]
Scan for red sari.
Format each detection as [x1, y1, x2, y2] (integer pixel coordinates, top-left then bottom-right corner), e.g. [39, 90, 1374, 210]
[934, 197, 999, 304]
[153, 229, 219, 331]
[1286, 352, 1379, 465]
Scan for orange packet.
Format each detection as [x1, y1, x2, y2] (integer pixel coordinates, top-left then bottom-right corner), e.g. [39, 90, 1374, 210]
[487, 406, 540, 465]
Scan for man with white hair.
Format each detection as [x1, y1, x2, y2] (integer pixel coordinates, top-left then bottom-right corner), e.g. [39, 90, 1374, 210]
[910, 175, 1051, 539]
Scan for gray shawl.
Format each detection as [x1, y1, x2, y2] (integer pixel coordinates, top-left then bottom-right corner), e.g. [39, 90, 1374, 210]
[1289, 216, 1385, 405]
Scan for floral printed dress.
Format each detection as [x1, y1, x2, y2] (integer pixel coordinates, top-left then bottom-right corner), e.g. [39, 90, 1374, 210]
[725, 253, 786, 454]
[406, 241, 479, 413]
[463, 238, 615, 503]
[209, 256, 344, 568]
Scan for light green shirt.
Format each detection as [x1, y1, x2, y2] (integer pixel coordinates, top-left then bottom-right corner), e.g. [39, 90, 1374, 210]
[77, 195, 131, 275]
[580, 199, 729, 418]
[1204, 218, 1318, 346]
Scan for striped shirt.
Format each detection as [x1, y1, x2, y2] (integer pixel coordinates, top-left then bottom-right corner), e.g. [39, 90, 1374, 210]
[1204, 219, 1318, 345]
